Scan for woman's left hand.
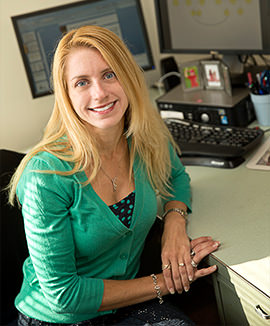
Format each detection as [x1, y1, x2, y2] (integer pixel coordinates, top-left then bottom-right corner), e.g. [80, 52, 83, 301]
[161, 212, 194, 294]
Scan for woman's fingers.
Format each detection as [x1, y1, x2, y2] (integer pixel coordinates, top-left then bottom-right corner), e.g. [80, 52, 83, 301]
[190, 236, 212, 251]
[163, 258, 191, 293]
[190, 236, 212, 247]
[171, 259, 185, 293]
[185, 253, 194, 282]
[191, 238, 219, 259]
[193, 241, 220, 264]
[190, 240, 220, 281]
[194, 265, 217, 280]
[162, 249, 195, 293]
[161, 232, 193, 294]
[180, 251, 194, 285]
[176, 259, 190, 292]
[162, 262, 177, 294]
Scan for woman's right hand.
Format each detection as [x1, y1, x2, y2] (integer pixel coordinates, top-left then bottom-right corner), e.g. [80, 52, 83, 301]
[189, 236, 220, 281]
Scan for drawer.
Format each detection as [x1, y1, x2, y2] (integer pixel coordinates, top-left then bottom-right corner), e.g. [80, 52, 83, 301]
[208, 255, 270, 326]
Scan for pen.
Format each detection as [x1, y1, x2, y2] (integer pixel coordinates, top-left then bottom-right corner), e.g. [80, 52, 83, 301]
[246, 72, 260, 94]
[260, 70, 270, 94]
[247, 70, 270, 95]
[247, 72, 253, 86]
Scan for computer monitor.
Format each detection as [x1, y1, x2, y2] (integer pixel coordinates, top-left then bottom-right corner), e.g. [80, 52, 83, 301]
[11, 0, 155, 98]
[155, 0, 270, 59]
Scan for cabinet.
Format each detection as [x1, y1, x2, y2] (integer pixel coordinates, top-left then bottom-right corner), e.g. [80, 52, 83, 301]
[209, 255, 270, 325]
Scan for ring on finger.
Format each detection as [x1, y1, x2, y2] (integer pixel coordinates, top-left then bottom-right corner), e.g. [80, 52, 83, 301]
[191, 259, 198, 268]
[190, 249, 195, 257]
[178, 262, 185, 267]
[162, 263, 171, 271]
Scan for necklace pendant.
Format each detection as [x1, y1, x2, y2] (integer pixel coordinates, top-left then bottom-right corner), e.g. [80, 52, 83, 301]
[112, 177, 117, 192]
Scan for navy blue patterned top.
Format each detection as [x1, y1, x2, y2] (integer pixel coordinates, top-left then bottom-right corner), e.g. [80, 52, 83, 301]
[109, 191, 135, 228]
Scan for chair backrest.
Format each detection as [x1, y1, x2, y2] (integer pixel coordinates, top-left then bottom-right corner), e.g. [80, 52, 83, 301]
[0, 149, 28, 324]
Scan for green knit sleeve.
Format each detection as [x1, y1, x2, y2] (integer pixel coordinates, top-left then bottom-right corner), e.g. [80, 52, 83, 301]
[162, 144, 192, 212]
[17, 153, 104, 315]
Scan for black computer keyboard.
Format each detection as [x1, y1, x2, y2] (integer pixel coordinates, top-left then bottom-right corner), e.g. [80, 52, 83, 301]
[164, 118, 264, 168]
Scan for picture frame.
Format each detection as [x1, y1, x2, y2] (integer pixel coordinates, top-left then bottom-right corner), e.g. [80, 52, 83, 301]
[201, 60, 224, 90]
[221, 62, 232, 96]
[180, 61, 203, 91]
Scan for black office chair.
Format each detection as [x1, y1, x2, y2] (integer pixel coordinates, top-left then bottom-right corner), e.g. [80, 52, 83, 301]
[0, 149, 28, 325]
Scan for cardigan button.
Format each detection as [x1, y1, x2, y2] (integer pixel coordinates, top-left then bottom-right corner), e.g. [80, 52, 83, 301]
[120, 253, 127, 260]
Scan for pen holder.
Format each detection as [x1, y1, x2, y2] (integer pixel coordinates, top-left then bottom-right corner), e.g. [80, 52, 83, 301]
[250, 93, 270, 126]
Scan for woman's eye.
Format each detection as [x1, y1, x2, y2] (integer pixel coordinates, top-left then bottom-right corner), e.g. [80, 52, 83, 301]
[104, 72, 116, 80]
[76, 80, 88, 87]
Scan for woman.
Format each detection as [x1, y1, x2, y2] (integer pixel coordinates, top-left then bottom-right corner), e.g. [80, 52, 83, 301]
[9, 25, 219, 325]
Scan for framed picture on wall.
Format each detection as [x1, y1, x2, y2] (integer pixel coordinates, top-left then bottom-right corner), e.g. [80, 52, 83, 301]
[180, 61, 203, 91]
[200, 60, 224, 90]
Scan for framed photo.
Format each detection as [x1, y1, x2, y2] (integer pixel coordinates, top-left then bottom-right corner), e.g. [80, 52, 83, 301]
[201, 60, 224, 90]
[180, 61, 203, 91]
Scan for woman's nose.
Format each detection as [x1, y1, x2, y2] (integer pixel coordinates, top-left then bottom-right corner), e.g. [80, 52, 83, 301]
[90, 80, 108, 100]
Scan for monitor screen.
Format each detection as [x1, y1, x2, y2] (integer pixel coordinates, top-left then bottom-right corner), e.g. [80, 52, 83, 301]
[12, 0, 155, 98]
[155, 0, 270, 56]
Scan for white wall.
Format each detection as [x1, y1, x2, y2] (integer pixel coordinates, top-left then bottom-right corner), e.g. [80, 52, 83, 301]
[1, 0, 268, 152]
[0, 0, 75, 152]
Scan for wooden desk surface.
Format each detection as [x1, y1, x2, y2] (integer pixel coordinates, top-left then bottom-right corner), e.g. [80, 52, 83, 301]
[185, 150, 270, 298]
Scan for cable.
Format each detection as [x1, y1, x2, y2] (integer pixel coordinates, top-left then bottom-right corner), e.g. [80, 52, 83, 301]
[238, 54, 249, 64]
[154, 71, 181, 92]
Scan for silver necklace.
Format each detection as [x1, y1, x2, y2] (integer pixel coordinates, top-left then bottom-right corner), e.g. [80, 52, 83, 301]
[100, 135, 126, 192]
[100, 166, 117, 192]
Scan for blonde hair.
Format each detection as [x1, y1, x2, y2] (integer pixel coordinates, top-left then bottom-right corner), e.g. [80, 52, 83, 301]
[9, 25, 177, 205]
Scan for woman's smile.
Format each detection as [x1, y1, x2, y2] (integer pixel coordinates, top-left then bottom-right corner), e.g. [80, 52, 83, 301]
[89, 101, 116, 114]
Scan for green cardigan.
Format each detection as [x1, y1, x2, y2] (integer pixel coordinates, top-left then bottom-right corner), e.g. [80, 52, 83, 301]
[15, 145, 191, 323]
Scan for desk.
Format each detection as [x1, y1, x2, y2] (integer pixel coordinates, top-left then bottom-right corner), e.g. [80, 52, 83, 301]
[150, 87, 270, 325]
[186, 156, 270, 325]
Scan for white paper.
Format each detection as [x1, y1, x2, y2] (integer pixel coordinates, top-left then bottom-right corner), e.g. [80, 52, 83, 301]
[246, 137, 270, 170]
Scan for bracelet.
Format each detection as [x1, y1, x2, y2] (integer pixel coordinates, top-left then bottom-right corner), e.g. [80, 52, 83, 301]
[162, 208, 188, 221]
[150, 274, 164, 304]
